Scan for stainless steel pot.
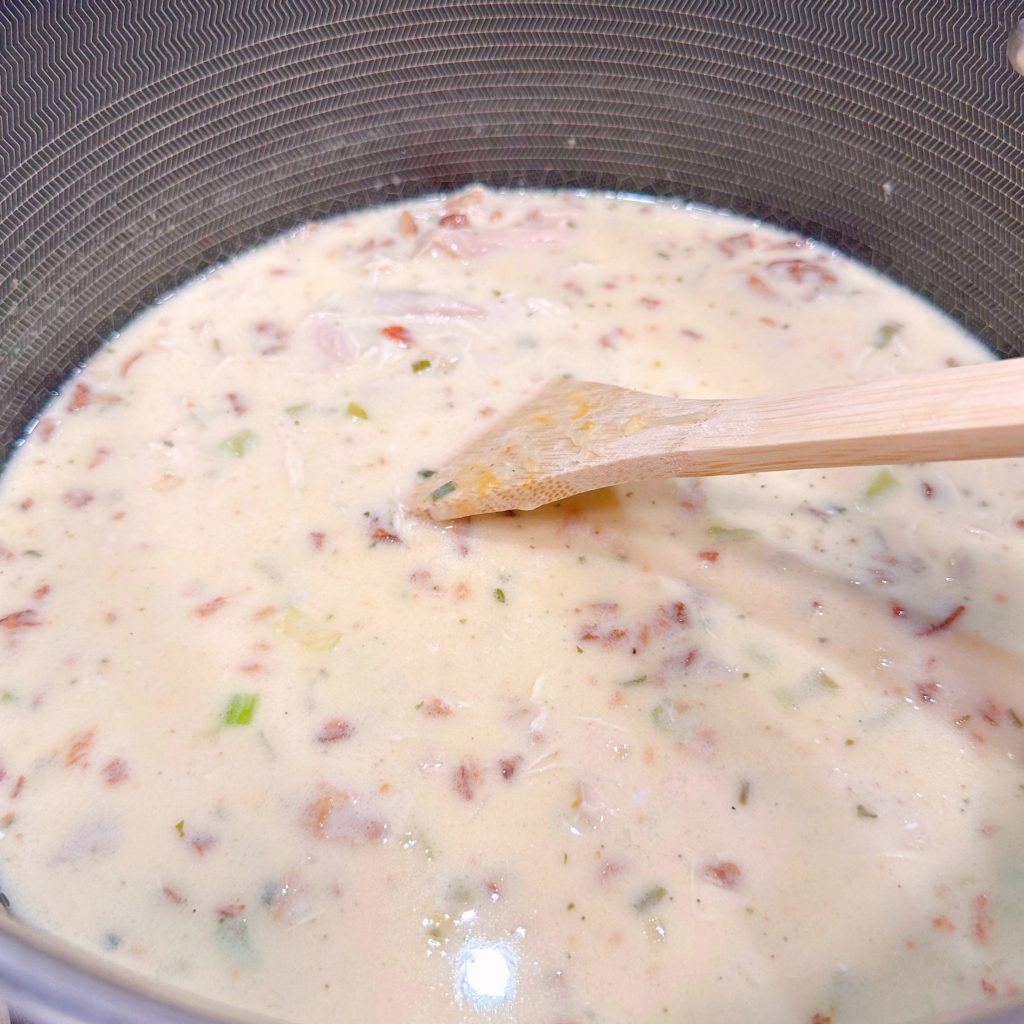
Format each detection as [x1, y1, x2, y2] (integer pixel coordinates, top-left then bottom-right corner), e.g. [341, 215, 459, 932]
[1, 2, 1022, 1022]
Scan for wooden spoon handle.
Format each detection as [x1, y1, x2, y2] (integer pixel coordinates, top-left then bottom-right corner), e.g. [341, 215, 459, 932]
[655, 359, 1024, 478]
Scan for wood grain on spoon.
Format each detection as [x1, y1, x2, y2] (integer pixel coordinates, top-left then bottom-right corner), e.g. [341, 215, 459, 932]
[410, 359, 1024, 521]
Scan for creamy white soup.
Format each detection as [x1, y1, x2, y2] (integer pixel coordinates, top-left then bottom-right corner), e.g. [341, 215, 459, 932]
[0, 189, 1022, 1024]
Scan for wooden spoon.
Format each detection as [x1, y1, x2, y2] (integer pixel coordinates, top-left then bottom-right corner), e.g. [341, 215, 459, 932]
[410, 359, 1024, 521]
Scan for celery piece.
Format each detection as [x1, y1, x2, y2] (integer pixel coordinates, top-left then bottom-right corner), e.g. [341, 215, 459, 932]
[277, 607, 341, 652]
[706, 524, 757, 541]
[222, 429, 256, 457]
[865, 468, 899, 498]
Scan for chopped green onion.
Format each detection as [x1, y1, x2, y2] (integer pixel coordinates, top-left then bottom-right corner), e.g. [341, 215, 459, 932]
[430, 480, 457, 502]
[494, 588, 506, 603]
[411, 359, 431, 373]
[865, 468, 899, 498]
[223, 692, 259, 726]
[346, 401, 368, 420]
[221, 429, 256, 457]
[856, 804, 878, 819]
[174, 819, 185, 837]
[633, 886, 668, 912]
[566, 901, 575, 911]
[706, 524, 757, 541]
[417, 468, 437, 479]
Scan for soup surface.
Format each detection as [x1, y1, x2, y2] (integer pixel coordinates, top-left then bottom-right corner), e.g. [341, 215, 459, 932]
[0, 189, 1022, 1024]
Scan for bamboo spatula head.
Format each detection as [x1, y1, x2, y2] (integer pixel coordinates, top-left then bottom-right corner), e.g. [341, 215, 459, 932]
[407, 377, 713, 521]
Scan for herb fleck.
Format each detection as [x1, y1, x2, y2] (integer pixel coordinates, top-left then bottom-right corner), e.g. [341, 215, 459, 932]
[346, 401, 368, 420]
[494, 588, 506, 603]
[633, 886, 668, 912]
[856, 804, 878, 819]
[411, 359, 431, 373]
[430, 480, 457, 502]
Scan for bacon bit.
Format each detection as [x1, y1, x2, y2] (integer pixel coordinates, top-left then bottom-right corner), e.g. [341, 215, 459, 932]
[717, 233, 755, 257]
[119, 351, 146, 377]
[598, 326, 631, 349]
[409, 569, 442, 592]
[477, 405, 497, 418]
[162, 885, 186, 905]
[87, 445, 112, 470]
[439, 211, 470, 228]
[452, 580, 471, 600]
[380, 323, 413, 346]
[68, 382, 92, 412]
[638, 295, 662, 309]
[759, 315, 778, 327]
[269, 266, 290, 277]
[399, 211, 418, 237]
[698, 549, 719, 563]
[932, 914, 955, 931]
[981, 979, 998, 997]
[666, 601, 688, 625]
[916, 681, 940, 703]
[32, 583, 50, 600]
[744, 272, 776, 297]
[498, 756, 521, 780]
[979, 699, 1001, 726]
[921, 481, 935, 499]
[65, 729, 96, 769]
[890, 601, 906, 618]
[370, 527, 402, 546]
[18, 497, 34, 511]
[1, 609, 39, 630]
[425, 698, 454, 718]
[252, 605, 276, 621]
[1016, 518, 1024, 529]
[37, 417, 57, 442]
[704, 860, 742, 889]
[484, 879, 502, 902]
[254, 321, 289, 354]
[920, 604, 966, 636]
[63, 488, 94, 508]
[310, 531, 327, 551]
[945, 356, 960, 368]
[102, 758, 129, 785]
[453, 758, 482, 800]
[302, 787, 386, 843]
[810, 1015, 832, 1024]
[239, 662, 264, 675]
[227, 392, 248, 415]
[317, 719, 354, 743]
[216, 902, 245, 920]
[194, 595, 227, 618]
[679, 327, 703, 340]
[190, 833, 217, 856]
[378, 782, 391, 795]
[972, 893, 993, 945]
[766, 259, 837, 287]
[10, 775, 25, 799]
